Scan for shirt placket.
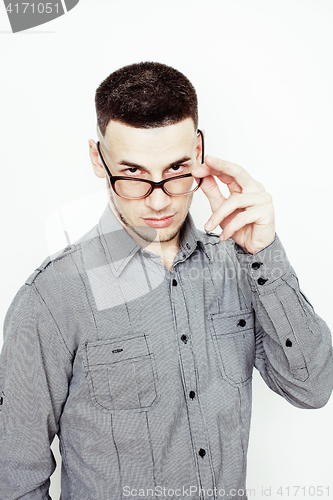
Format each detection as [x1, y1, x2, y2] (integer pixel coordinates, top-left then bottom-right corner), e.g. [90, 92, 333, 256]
[170, 257, 217, 499]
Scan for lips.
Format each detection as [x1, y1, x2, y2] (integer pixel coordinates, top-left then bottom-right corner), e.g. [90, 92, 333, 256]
[142, 215, 175, 228]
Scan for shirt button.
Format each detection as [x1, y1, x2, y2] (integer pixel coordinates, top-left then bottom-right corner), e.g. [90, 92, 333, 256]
[142, 251, 150, 258]
[181, 334, 188, 344]
[198, 448, 206, 458]
[258, 277, 268, 285]
[238, 319, 246, 327]
[172, 279, 178, 286]
[285, 338, 293, 347]
[189, 391, 195, 399]
[252, 262, 262, 270]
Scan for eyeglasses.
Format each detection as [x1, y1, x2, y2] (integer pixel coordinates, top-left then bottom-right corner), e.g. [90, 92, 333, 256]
[96, 130, 204, 200]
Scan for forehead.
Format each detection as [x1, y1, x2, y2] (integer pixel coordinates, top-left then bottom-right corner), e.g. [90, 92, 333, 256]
[102, 118, 197, 168]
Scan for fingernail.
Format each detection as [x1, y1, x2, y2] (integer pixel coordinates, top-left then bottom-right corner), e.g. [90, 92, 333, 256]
[205, 220, 213, 231]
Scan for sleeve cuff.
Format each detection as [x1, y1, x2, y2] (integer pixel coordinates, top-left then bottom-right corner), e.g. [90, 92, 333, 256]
[234, 234, 292, 294]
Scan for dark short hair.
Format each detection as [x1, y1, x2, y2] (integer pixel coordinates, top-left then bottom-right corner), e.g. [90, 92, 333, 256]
[95, 62, 198, 136]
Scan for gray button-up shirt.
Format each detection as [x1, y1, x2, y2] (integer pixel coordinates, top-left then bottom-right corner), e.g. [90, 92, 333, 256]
[0, 206, 332, 500]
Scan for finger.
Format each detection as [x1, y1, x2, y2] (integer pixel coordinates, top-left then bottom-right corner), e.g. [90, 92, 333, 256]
[199, 175, 228, 214]
[193, 155, 264, 194]
[221, 204, 274, 241]
[205, 192, 272, 231]
[192, 161, 242, 194]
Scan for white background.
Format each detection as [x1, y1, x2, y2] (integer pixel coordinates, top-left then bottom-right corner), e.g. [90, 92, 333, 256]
[0, 1, 332, 499]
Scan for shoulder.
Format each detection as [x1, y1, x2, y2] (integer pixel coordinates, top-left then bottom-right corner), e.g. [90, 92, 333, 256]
[24, 223, 101, 287]
[24, 244, 79, 287]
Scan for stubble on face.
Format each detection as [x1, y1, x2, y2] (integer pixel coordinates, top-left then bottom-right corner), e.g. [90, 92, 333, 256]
[108, 188, 193, 245]
[99, 119, 200, 267]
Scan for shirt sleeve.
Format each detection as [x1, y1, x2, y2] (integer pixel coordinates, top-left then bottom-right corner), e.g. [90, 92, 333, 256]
[0, 283, 73, 500]
[235, 235, 333, 409]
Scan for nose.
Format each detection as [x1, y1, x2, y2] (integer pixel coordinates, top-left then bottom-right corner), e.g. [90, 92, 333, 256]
[145, 186, 172, 212]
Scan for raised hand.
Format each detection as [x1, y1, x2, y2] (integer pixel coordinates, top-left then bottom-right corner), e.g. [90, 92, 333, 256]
[192, 155, 275, 254]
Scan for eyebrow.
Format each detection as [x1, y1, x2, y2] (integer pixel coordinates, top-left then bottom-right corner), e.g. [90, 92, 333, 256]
[117, 156, 192, 173]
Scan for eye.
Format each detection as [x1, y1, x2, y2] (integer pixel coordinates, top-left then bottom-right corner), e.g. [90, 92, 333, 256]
[167, 165, 185, 175]
[124, 167, 143, 177]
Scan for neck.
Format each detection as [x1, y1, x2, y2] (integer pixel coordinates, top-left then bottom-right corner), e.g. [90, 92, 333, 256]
[128, 228, 179, 272]
[146, 237, 180, 272]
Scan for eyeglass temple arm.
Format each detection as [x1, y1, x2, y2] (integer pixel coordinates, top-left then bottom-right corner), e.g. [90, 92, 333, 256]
[96, 141, 113, 179]
[197, 129, 204, 164]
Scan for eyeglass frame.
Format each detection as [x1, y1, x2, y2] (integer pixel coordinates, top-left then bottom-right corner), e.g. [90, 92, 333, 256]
[96, 129, 204, 200]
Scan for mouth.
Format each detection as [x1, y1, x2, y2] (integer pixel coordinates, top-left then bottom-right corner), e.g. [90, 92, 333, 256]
[142, 215, 175, 228]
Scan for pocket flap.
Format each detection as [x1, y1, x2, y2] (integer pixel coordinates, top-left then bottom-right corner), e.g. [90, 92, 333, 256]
[86, 336, 150, 366]
[211, 309, 254, 336]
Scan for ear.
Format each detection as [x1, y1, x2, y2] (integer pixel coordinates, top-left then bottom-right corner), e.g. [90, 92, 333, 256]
[89, 139, 106, 179]
[195, 130, 205, 165]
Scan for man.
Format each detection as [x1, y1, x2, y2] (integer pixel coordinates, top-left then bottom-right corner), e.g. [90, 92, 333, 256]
[0, 62, 332, 500]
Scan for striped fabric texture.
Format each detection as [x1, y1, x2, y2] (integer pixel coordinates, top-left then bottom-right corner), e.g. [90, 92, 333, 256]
[0, 205, 332, 500]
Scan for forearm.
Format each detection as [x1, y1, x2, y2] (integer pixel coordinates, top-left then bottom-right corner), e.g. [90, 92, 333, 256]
[235, 235, 333, 408]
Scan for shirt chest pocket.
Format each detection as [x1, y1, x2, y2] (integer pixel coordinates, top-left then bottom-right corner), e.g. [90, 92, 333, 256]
[82, 335, 158, 412]
[210, 310, 255, 387]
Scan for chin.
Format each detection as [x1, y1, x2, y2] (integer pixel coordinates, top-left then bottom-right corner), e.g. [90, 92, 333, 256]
[133, 225, 181, 244]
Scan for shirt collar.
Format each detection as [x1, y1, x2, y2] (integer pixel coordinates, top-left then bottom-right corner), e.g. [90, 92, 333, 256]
[97, 205, 209, 277]
[98, 205, 142, 277]
[174, 212, 210, 264]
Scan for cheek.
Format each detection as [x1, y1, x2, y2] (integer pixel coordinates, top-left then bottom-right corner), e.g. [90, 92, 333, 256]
[175, 194, 193, 216]
[117, 198, 142, 217]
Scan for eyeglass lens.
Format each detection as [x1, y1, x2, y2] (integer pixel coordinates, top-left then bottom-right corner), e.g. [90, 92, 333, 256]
[114, 176, 200, 199]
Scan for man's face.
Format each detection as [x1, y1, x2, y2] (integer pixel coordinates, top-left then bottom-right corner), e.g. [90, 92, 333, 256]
[96, 118, 202, 246]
